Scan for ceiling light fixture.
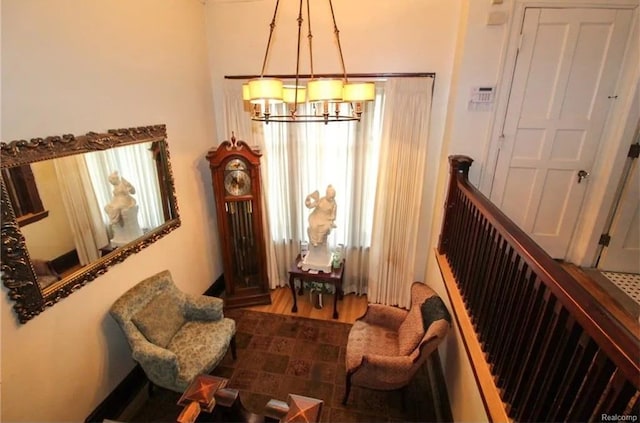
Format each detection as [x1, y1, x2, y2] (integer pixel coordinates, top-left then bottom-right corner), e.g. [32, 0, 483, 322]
[244, 0, 375, 124]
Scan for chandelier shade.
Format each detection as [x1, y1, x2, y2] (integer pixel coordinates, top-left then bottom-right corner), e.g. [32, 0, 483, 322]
[283, 85, 307, 103]
[243, 0, 375, 124]
[343, 82, 376, 102]
[248, 78, 284, 104]
[307, 79, 344, 102]
[242, 83, 251, 101]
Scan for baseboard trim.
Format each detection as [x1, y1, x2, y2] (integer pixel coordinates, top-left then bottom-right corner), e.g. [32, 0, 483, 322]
[51, 249, 80, 274]
[84, 365, 147, 423]
[204, 274, 225, 297]
[428, 351, 453, 422]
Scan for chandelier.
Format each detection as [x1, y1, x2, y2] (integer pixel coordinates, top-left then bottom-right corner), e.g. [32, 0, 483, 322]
[243, 0, 375, 124]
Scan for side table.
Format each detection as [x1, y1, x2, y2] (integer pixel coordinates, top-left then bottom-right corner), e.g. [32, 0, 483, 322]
[289, 254, 344, 319]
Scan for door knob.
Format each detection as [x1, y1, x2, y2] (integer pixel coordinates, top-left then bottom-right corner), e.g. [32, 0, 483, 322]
[577, 170, 590, 184]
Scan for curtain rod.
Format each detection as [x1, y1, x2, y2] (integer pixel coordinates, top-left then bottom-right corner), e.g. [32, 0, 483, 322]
[224, 72, 435, 80]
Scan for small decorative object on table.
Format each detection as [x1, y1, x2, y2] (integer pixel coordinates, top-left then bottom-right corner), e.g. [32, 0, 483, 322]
[332, 243, 344, 269]
[177, 374, 228, 422]
[265, 394, 324, 422]
[300, 240, 309, 260]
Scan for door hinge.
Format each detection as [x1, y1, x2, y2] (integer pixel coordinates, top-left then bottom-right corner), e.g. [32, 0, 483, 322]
[628, 143, 639, 159]
[599, 233, 611, 247]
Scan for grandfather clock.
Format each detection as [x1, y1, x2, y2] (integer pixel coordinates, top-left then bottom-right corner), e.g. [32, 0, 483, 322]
[206, 135, 271, 308]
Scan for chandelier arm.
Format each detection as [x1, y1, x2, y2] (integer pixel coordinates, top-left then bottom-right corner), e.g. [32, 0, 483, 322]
[306, 0, 314, 78]
[328, 0, 348, 83]
[260, 0, 281, 76]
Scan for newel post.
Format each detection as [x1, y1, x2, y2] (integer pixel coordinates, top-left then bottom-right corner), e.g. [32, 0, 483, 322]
[437, 155, 474, 254]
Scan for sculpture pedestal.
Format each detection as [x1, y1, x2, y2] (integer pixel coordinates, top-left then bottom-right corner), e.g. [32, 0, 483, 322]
[111, 205, 143, 247]
[301, 243, 332, 273]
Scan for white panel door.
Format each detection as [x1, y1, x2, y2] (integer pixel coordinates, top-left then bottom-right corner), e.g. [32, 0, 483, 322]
[491, 7, 633, 258]
[598, 153, 640, 274]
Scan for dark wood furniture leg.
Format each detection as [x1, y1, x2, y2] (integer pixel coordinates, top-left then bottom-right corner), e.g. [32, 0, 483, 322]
[342, 372, 353, 405]
[230, 335, 237, 360]
[333, 285, 339, 319]
[290, 274, 298, 313]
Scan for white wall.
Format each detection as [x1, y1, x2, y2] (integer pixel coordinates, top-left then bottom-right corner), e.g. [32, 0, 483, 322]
[1, 1, 222, 421]
[204, 1, 497, 421]
[22, 160, 76, 261]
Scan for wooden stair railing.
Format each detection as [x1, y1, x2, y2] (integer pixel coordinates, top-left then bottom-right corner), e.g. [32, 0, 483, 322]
[436, 155, 639, 422]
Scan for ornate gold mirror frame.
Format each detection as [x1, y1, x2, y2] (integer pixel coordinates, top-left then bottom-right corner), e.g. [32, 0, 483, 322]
[1, 124, 180, 323]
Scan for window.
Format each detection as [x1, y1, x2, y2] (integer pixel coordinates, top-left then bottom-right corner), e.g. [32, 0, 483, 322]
[262, 90, 384, 249]
[1, 165, 48, 226]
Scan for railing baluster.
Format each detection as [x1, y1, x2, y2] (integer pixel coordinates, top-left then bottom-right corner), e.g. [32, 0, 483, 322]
[496, 268, 537, 389]
[437, 155, 639, 422]
[546, 333, 599, 421]
[466, 217, 493, 326]
[493, 261, 529, 378]
[567, 350, 616, 422]
[477, 238, 509, 346]
[518, 302, 568, 419]
[592, 370, 638, 419]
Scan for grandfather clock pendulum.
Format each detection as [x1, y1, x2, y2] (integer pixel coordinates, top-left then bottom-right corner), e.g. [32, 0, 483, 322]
[206, 134, 271, 308]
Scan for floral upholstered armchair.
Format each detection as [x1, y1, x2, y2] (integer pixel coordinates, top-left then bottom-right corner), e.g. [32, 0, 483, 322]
[343, 281, 451, 404]
[110, 270, 236, 393]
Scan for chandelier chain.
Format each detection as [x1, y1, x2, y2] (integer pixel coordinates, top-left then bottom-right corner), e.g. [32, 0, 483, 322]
[244, 0, 376, 123]
[305, 0, 315, 79]
[328, 0, 348, 83]
[260, 0, 281, 76]
[292, 0, 304, 115]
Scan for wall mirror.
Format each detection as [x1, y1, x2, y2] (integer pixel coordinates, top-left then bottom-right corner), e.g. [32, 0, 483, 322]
[1, 124, 180, 324]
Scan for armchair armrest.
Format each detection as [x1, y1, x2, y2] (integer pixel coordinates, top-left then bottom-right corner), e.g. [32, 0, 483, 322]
[132, 340, 180, 387]
[183, 294, 224, 321]
[359, 304, 408, 331]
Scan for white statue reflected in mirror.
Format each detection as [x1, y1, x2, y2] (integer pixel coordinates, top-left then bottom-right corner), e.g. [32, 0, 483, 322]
[104, 171, 143, 247]
[301, 184, 337, 272]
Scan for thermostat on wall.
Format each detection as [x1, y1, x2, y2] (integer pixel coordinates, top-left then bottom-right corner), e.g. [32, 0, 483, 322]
[468, 86, 495, 111]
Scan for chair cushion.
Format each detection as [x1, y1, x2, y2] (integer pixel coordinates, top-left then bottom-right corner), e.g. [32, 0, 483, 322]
[132, 290, 186, 348]
[32, 259, 53, 276]
[346, 320, 399, 372]
[420, 296, 452, 329]
[167, 318, 236, 390]
[397, 303, 425, 355]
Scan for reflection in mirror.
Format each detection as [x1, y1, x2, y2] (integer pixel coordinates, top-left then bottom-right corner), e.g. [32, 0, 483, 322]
[0, 125, 180, 323]
[17, 142, 170, 289]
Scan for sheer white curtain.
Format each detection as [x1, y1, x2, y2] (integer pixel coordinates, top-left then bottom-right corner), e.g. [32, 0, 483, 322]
[222, 77, 434, 302]
[222, 79, 383, 293]
[53, 155, 109, 265]
[84, 142, 164, 232]
[367, 77, 434, 308]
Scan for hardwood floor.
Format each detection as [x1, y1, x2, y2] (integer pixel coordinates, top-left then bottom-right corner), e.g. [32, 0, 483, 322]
[243, 286, 368, 324]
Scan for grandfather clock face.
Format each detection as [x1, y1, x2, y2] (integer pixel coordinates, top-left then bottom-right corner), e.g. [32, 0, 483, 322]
[224, 159, 251, 197]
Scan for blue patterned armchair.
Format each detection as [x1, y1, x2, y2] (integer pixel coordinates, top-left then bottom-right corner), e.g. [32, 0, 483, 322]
[110, 270, 236, 393]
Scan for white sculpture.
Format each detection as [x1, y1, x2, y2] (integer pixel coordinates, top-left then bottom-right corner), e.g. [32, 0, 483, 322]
[104, 171, 143, 247]
[301, 185, 337, 273]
